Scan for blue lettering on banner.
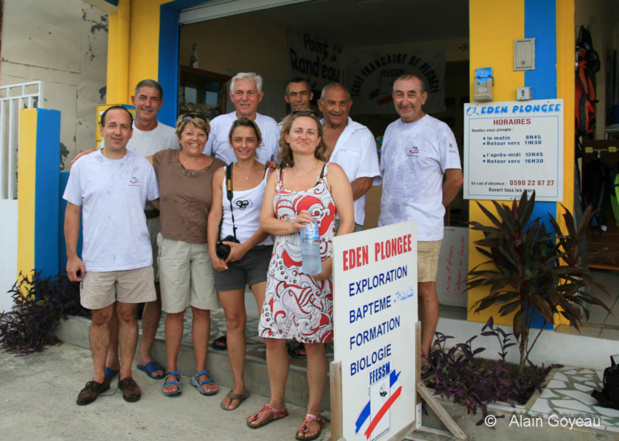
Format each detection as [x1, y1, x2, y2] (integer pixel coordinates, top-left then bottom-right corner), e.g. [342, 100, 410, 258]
[349, 295, 392, 323]
[349, 316, 401, 350]
[350, 344, 392, 376]
[477, 103, 561, 116]
[348, 266, 408, 296]
[369, 361, 391, 385]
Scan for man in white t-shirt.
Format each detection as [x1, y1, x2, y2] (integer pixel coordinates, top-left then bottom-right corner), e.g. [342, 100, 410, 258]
[204, 72, 279, 166]
[318, 83, 381, 230]
[87, 80, 175, 380]
[65, 106, 159, 405]
[378, 74, 463, 365]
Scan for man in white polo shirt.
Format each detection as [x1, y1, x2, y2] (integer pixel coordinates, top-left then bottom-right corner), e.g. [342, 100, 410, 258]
[204, 72, 279, 167]
[318, 83, 381, 231]
[65, 106, 159, 405]
[378, 74, 463, 366]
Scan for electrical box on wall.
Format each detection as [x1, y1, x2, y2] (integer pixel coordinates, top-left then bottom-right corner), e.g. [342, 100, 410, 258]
[514, 38, 535, 71]
[474, 67, 493, 102]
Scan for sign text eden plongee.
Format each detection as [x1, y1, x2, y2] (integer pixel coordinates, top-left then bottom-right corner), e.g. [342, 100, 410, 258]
[333, 221, 418, 440]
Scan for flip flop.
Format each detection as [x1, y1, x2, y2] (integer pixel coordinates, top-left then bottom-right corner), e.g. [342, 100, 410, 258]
[212, 335, 227, 350]
[190, 369, 219, 396]
[105, 367, 120, 381]
[137, 361, 165, 379]
[295, 413, 326, 441]
[162, 371, 182, 397]
[247, 403, 289, 429]
[220, 390, 250, 411]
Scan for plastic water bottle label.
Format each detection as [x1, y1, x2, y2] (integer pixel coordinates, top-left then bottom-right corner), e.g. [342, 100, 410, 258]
[301, 220, 321, 274]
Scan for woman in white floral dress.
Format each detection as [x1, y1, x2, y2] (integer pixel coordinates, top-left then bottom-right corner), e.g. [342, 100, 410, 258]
[247, 110, 354, 441]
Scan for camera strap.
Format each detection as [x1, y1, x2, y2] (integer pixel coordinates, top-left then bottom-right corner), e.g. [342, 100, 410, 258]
[218, 164, 238, 241]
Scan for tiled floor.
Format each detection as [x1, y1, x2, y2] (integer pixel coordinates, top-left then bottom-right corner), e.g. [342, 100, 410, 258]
[530, 367, 619, 432]
[486, 366, 619, 433]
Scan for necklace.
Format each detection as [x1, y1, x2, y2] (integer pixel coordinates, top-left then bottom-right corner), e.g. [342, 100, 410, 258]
[234, 163, 254, 180]
[293, 160, 319, 177]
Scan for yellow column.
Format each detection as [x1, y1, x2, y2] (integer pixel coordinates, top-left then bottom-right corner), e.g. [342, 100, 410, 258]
[467, 0, 525, 324]
[107, 0, 131, 104]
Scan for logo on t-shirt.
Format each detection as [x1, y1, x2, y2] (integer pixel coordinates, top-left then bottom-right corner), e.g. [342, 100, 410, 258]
[129, 176, 140, 186]
[407, 146, 419, 156]
[235, 199, 252, 210]
[258, 141, 266, 149]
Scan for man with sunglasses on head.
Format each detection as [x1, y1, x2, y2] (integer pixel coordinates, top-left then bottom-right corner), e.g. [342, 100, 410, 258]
[204, 72, 280, 167]
[76, 79, 177, 382]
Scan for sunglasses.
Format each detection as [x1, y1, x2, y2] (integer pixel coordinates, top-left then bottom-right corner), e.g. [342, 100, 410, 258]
[182, 113, 207, 122]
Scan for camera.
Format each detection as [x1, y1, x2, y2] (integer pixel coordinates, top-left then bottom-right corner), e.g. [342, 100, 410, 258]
[216, 235, 240, 260]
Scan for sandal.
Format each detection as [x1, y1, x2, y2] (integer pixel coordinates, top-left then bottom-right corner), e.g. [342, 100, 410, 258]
[295, 413, 326, 441]
[247, 403, 289, 429]
[288, 341, 307, 360]
[190, 369, 219, 396]
[212, 335, 227, 350]
[162, 371, 182, 397]
[220, 390, 250, 411]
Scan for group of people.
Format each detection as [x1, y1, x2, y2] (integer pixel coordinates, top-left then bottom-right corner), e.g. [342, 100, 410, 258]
[64, 71, 462, 440]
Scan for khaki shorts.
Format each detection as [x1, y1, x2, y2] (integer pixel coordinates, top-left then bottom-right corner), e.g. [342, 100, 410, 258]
[80, 266, 156, 310]
[417, 240, 442, 283]
[157, 233, 220, 314]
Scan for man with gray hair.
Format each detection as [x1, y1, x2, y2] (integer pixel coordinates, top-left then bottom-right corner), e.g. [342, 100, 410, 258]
[379, 74, 463, 366]
[204, 72, 279, 166]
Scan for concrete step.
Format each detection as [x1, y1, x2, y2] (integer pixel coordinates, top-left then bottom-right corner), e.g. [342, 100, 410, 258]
[54, 314, 331, 411]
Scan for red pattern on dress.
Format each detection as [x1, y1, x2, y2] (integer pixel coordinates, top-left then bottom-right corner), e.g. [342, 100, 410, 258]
[258, 167, 336, 343]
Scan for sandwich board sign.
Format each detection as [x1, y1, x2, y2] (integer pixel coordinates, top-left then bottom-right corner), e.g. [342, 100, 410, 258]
[332, 221, 418, 440]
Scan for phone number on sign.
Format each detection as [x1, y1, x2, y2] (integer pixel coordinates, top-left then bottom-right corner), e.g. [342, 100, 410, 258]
[509, 180, 555, 186]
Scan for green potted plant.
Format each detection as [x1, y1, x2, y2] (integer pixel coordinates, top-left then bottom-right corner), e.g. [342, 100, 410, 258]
[466, 190, 612, 374]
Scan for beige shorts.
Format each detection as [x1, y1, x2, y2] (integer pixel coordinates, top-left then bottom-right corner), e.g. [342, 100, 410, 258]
[80, 266, 157, 310]
[417, 240, 442, 283]
[157, 233, 220, 314]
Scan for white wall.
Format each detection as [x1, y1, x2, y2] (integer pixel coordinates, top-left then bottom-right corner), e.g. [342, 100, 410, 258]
[0, 0, 108, 166]
[0, 201, 18, 312]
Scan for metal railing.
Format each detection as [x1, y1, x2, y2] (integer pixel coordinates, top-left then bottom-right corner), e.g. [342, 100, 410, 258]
[0, 81, 44, 199]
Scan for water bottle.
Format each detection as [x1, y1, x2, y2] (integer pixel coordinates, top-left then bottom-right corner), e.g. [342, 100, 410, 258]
[300, 219, 321, 274]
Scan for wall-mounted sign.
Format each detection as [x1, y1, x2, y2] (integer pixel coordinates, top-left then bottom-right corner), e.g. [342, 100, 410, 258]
[345, 43, 446, 115]
[332, 222, 417, 440]
[463, 99, 564, 201]
[287, 31, 342, 91]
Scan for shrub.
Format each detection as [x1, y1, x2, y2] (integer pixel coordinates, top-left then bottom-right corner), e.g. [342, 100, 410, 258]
[0, 271, 88, 355]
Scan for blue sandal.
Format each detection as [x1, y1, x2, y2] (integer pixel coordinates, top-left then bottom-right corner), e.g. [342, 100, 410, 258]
[162, 371, 182, 397]
[137, 361, 165, 380]
[190, 369, 219, 396]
